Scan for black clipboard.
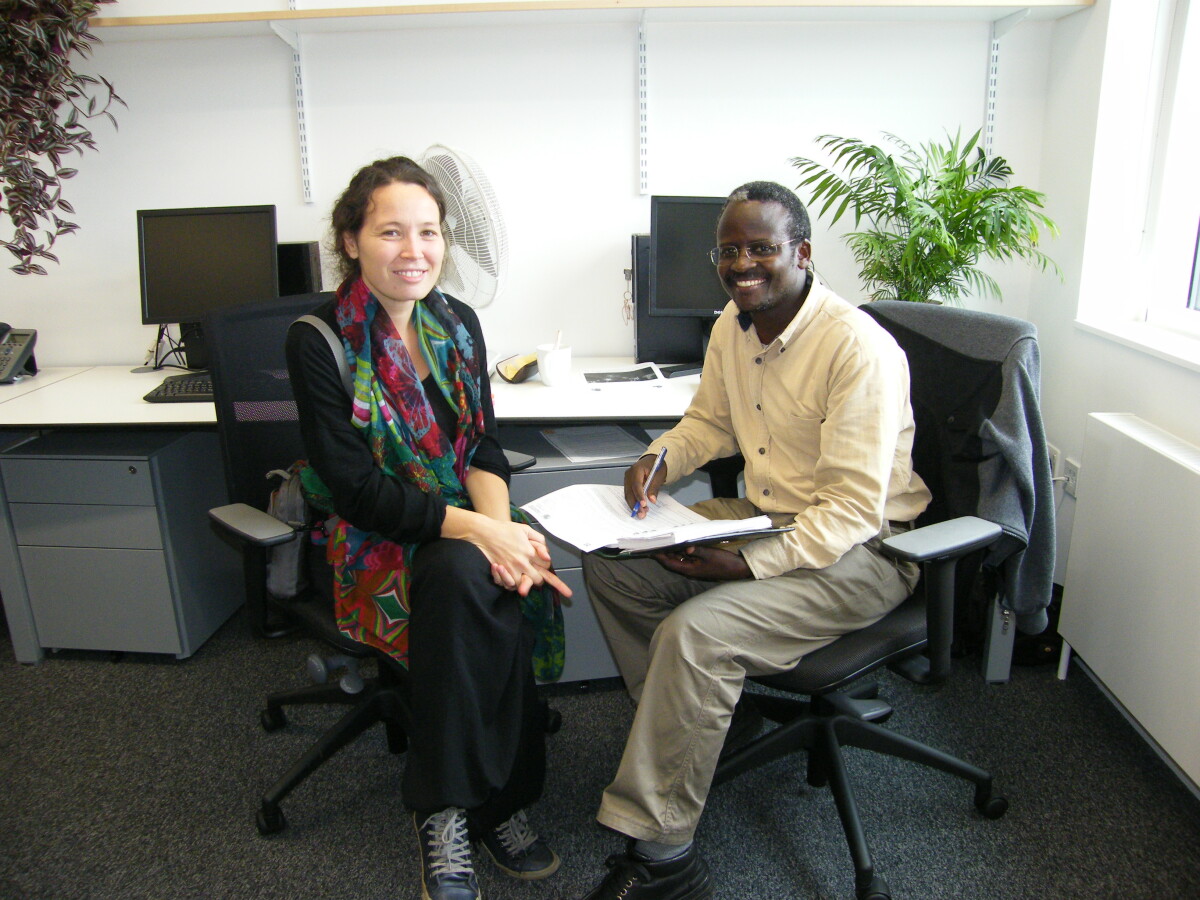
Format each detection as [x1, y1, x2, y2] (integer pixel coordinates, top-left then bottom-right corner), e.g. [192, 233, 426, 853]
[594, 525, 794, 560]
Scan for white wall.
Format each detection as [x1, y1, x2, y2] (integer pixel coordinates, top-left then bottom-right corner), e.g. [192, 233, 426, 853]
[1026, 0, 1200, 582]
[3, 12, 1032, 369]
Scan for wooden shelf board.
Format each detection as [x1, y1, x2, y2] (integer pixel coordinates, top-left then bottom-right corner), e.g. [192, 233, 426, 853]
[91, 0, 1096, 33]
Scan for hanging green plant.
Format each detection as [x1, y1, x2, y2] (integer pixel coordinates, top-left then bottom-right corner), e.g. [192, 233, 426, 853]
[792, 130, 1060, 304]
[1, 0, 125, 275]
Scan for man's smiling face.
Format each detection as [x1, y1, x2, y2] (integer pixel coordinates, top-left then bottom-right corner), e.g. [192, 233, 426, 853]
[714, 199, 811, 317]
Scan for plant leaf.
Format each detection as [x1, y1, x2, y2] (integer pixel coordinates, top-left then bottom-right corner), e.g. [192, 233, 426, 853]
[1, 0, 123, 274]
[792, 129, 1061, 303]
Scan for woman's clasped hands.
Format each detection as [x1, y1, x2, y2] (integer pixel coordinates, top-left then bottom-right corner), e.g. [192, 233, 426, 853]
[482, 520, 572, 599]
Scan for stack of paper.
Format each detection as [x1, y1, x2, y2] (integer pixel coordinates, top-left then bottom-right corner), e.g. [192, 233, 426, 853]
[615, 516, 773, 552]
[521, 483, 781, 554]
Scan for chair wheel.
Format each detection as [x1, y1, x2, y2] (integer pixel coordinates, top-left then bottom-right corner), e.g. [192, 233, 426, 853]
[544, 707, 562, 734]
[978, 795, 1009, 819]
[260, 707, 286, 732]
[256, 803, 286, 835]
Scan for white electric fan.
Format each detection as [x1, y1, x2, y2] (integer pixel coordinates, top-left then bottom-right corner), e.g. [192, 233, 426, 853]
[420, 145, 509, 309]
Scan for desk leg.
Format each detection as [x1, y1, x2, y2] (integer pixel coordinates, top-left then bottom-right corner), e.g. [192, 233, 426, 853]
[980, 597, 1014, 684]
[1056, 641, 1072, 681]
[0, 446, 43, 664]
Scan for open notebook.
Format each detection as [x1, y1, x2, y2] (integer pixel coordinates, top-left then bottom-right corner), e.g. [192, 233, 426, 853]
[520, 483, 789, 555]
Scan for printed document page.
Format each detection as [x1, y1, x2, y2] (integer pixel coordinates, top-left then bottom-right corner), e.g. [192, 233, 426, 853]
[521, 484, 775, 553]
[521, 484, 707, 552]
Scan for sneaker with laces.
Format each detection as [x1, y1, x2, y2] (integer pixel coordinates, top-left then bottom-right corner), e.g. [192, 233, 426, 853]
[581, 841, 713, 899]
[479, 809, 561, 880]
[413, 808, 480, 900]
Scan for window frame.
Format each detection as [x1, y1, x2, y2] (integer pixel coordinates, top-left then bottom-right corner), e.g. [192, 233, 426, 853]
[1140, 0, 1200, 337]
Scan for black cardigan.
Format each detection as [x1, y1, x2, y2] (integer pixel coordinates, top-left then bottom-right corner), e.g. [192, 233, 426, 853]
[284, 294, 509, 544]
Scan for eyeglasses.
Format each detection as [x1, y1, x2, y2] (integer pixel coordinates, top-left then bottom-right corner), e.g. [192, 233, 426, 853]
[708, 239, 798, 266]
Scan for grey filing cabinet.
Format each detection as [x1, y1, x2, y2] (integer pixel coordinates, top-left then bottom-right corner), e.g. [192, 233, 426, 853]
[501, 424, 711, 685]
[0, 430, 241, 660]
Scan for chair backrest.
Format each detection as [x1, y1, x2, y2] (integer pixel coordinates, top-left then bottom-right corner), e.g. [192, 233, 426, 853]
[861, 300, 1050, 642]
[204, 292, 334, 513]
[860, 300, 1038, 528]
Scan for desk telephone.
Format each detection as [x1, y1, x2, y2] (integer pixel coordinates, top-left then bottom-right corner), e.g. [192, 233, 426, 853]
[0, 323, 38, 384]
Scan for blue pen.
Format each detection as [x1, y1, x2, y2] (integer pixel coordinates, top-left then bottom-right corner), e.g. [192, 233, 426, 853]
[631, 447, 668, 517]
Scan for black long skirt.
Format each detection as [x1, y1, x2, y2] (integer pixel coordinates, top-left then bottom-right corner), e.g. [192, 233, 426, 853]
[403, 538, 546, 837]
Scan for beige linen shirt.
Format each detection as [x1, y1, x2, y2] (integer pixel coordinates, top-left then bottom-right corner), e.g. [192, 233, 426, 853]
[646, 274, 931, 579]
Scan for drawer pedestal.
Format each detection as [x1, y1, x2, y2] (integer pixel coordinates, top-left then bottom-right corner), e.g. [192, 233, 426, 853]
[0, 430, 241, 662]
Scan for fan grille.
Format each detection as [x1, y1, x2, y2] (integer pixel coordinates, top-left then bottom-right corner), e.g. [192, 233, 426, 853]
[421, 145, 509, 308]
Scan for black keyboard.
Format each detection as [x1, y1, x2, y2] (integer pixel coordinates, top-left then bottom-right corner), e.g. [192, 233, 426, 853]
[143, 372, 214, 403]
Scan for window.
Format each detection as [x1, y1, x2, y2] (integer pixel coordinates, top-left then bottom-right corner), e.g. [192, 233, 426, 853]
[1141, 0, 1200, 336]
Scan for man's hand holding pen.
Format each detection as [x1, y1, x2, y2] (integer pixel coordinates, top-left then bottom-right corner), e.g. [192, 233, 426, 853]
[623, 447, 755, 582]
[625, 447, 668, 519]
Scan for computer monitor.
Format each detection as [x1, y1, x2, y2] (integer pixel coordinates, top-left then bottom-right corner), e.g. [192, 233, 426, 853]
[648, 196, 729, 319]
[137, 205, 279, 369]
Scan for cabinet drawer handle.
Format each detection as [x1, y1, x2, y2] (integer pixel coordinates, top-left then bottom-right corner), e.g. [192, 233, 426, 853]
[128, 466, 138, 475]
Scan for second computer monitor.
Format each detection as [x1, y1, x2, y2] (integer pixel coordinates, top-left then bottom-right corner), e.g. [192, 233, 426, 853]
[137, 204, 279, 369]
[137, 205, 279, 327]
[648, 195, 729, 319]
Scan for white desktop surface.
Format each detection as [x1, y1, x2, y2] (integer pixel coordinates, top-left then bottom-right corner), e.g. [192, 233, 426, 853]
[0, 367, 89, 404]
[0, 359, 697, 428]
[0, 366, 216, 427]
[490, 357, 698, 422]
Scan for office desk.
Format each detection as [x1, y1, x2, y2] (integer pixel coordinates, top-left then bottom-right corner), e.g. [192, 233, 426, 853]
[0, 361, 699, 672]
[0, 366, 216, 427]
[490, 356, 699, 423]
[0, 367, 232, 664]
[0, 367, 89, 403]
[1, 360, 696, 426]
[492, 359, 703, 680]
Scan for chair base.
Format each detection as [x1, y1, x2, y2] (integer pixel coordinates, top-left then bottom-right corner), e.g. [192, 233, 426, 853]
[713, 690, 1007, 900]
[256, 662, 409, 836]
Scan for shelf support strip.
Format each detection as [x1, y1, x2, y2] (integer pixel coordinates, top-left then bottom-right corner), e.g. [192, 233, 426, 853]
[271, 9, 315, 205]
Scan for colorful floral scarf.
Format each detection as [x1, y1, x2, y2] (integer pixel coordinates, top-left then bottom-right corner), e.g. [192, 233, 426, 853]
[301, 277, 564, 681]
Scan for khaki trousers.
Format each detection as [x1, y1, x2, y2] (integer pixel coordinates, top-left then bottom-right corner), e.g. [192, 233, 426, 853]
[582, 498, 920, 844]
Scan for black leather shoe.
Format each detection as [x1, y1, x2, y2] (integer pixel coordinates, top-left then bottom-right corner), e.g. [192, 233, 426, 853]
[413, 808, 480, 900]
[479, 809, 561, 880]
[581, 841, 713, 899]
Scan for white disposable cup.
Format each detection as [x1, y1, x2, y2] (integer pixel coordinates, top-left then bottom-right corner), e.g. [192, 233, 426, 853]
[536, 344, 572, 387]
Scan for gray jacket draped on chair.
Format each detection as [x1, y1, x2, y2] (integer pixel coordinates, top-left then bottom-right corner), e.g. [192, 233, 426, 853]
[861, 301, 1055, 634]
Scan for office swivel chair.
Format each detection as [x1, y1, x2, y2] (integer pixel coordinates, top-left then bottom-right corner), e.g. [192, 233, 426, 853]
[204, 293, 543, 836]
[709, 302, 1050, 900]
[203, 292, 409, 836]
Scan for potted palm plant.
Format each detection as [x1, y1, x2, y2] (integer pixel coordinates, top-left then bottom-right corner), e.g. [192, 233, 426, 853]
[1, 0, 123, 275]
[791, 130, 1059, 304]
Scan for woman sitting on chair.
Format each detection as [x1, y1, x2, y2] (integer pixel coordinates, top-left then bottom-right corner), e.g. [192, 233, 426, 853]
[286, 155, 569, 900]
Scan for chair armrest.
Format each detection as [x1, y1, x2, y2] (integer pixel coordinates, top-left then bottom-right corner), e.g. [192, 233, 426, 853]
[883, 516, 1001, 686]
[881, 516, 1002, 563]
[504, 449, 537, 472]
[209, 503, 298, 547]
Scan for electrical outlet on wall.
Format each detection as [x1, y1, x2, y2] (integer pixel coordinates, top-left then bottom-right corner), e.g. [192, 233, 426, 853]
[1064, 457, 1081, 497]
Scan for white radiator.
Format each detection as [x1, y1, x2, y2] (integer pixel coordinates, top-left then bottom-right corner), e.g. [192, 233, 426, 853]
[1059, 413, 1200, 789]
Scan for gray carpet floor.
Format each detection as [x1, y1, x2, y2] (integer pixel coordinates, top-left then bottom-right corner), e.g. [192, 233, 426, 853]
[2, 609, 1198, 900]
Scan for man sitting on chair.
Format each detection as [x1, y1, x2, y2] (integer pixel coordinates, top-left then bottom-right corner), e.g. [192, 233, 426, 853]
[579, 181, 932, 899]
